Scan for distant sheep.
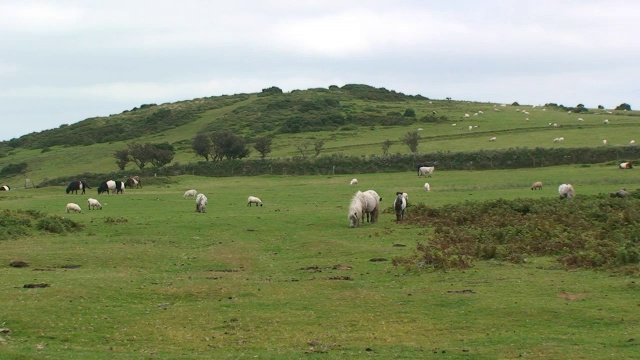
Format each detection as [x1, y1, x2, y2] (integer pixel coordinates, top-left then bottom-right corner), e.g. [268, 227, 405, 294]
[558, 184, 575, 200]
[603, 119, 609, 124]
[393, 192, 407, 222]
[423, 182, 431, 191]
[464, 113, 470, 118]
[619, 162, 633, 169]
[603, 139, 607, 145]
[577, 117, 584, 122]
[247, 196, 263, 207]
[183, 189, 198, 198]
[87, 198, 102, 210]
[531, 181, 543, 190]
[418, 166, 435, 177]
[66, 203, 82, 213]
[553, 137, 565, 143]
[350, 178, 358, 186]
[630, 140, 636, 145]
[195, 193, 208, 213]
[489, 136, 496, 142]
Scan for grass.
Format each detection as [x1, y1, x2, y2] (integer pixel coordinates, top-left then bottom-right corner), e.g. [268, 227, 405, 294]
[1, 167, 640, 358]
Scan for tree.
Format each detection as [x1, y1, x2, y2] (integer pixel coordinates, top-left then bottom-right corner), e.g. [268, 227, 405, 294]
[127, 143, 154, 169]
[211, 131, 251, 161]
[295, 141, 310, 158]
[403, 108, 416, 117]
[254, 136, 273, 159]
[192, 133, 213, 161]
[313, 139, 325, 157]
[400, 131, 420, 153]
[113, 149, 130, 170]
[382, 139, 392, 155]
[598, 105, 605, 110]
[149, 142, 175, 168]
[615, 103, 631, 111]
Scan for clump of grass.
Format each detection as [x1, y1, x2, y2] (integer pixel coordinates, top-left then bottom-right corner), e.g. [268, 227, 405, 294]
[0, 209, 83, 238]
[395, 191, 640, 272]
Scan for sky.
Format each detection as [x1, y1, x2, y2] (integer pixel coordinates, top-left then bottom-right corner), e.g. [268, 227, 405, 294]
[1, 0, 639, 141]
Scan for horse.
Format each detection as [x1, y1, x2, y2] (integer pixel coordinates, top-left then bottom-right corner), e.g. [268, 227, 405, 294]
[348, 191, 366, 227]
[66, 180, 90, 194]
[98, 180, 124, 195]
[393, 192, 407, 221]
[362, 189, 382, 223]
[124, 176, 142, 189]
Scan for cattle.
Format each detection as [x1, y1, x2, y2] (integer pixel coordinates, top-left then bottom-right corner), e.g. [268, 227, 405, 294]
[418, 166, 435, 177]
[619, 162, 633, 169]
[124, 176, 142, 189]
[98, 180, 124, 195]
[0, 185, 9, 191]
[66, 180, 90, 194]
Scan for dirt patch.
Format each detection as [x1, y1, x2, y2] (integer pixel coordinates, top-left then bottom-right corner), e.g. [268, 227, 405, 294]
[558, 292, 587, 301]
[447, 289, 476, 295]
[9, 261, 28, 268]
[369, 258, 388, 262]
[24, 283, 49, 288]
[328, 276, 353, 281]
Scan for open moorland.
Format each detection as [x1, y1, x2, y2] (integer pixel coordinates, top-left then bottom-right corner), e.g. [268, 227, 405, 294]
[1, 85, 640, 358]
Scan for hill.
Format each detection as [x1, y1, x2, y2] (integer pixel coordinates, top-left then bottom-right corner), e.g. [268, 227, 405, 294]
[0, 84, 638, 185]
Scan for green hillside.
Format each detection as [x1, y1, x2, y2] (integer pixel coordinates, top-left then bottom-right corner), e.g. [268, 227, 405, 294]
[0, 84, 638, 185]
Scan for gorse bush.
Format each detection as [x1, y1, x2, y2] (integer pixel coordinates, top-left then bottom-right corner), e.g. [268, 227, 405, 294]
[394, 193, 640, 272]
[0, 209, 83, 239]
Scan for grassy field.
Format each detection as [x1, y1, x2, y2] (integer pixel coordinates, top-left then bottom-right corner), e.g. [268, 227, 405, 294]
[1, 166, 640, 359]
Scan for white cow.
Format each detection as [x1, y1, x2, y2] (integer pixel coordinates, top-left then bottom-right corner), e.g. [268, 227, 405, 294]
[418, 166, 435, 177]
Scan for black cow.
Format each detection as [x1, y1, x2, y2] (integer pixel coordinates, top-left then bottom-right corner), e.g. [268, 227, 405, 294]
[98, 180, 125, 195]
[66, 180, 90, 194]
[0, 185, 10, 191]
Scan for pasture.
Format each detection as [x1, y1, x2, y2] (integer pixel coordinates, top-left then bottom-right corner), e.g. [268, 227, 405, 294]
[1, 165, 640, 359]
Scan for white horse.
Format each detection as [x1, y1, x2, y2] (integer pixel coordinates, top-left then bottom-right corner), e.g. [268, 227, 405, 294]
[348, 191, 366, 227]
[558, 184, 575, 199]
[362, 189, 382, 223]
[196, 193, 208, 213]
[393, 192, 407, 221]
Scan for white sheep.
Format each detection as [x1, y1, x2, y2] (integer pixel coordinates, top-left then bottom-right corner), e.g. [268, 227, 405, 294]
[631, 140, 636, 145]
[195, 193, 208, 213]
[468, 125, 473, 131]
[423, 182, 431, 191]
[553, 137, 565, 143]
[489, 136, 497, 142]
[350, 178, 358, 186]
[464, 113, 470, 118]
[418, 166, 435, 177]
[577, 117, 584, 122]
[183, 189, 198, 198]
[247, 196, 263, 207]
[603, 139, 608, 145]
[478, 111, 483, 114]
[66, 203, 82, 213]
[558, 184, 575, 199]
[87, 198, 102, 210]
[531, 181, 543, 190]
[603, 119, 609, 124]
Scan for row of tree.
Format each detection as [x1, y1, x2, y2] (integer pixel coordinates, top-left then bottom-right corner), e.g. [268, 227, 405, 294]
[113, 143, 175, 170]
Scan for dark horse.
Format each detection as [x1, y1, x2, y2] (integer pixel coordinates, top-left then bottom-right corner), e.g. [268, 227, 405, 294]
[66, 180, 90, 194]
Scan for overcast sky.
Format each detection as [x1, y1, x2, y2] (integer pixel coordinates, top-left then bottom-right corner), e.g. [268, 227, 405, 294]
[1, 0, 638, 141]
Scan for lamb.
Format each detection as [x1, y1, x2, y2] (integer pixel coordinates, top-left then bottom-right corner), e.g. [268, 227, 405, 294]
[531, 181, 543, 190]
[423, 182, 431, 191]
[489, 136, 496, 142]
[87, 198, 102, 210]
[247, 196, 263, 207]
[183, 189, 198, 198]
[603, 119, 609, 124]
[66, 203, 82, 213]
[350, 178, 358, 186]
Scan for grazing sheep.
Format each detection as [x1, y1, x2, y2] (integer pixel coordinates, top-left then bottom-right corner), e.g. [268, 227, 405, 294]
[478, 111, 483, 114]
[418, 166, 435, 177]
[610, 188, 630, 198]
[0, 185, 9, 191]
[553, 137, 565, 143]
[423, 182, 431, 191]
[183, 189, 198, 198]
[195, 193, 208, 213]
[619, 162, 633, 169]
[577, 117, 584, 122]
[66, 203, 82, 213]
[531, 181, 543, 190]
[630, 140, 636, 145]
[464, 113, 470, 118]
[603, 139, 607, 145]
[489, 136, 497, 142]
[87, 198, 102, 210]
[603, 119, 609, 124]
[558, 184, 575, 200]
[468, 125, 473, 131]
[350, 178, 358, 186]
[247, 196, 263, 207]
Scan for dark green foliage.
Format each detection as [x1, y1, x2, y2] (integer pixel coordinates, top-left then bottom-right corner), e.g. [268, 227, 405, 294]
[0, 209, 83, 240]
[0, 162, 28, 177]
[400, 131, 420, 153]
[615, 103, 632, 111]
[313, 139, 325, 157]
[192, 133, 213, 161]
[382, 139, 393, 155]
[394, 193, 640, 271]
[211, 131, 250, 160]
[512, 102, 520, 106]
[598, 105, 605, 109]
[126, 142, 176, 169]
[7, 94, 249, 149]
[403, 108, 416, 117]
[113, 149, 130, 170]
[253, 136, 273, 159]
